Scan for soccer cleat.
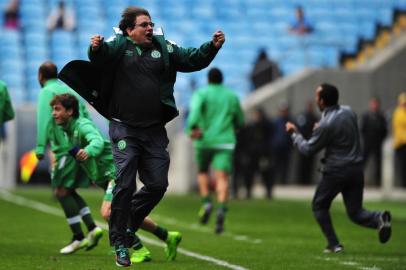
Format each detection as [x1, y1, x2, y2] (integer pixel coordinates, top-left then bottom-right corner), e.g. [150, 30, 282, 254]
[130, 246, 152, 263]
[198, 203, 213, 224]
[115, 246, 131, 267]
[86, 226, 103, 251]
[165, 231, 182, 261]
[378, 211, 392, 244]
[60, 238, 89, 254]
[215, 211, 225, 234]
[323, 244, 344, 254]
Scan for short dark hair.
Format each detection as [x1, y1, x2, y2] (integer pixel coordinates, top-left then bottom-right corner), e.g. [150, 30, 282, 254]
[208, 67, 223, 84]
[39, 61, 58, 80]
[50, 93, 79, 119]
[319, 83, 339, 106]
[119, 6, 150, 36]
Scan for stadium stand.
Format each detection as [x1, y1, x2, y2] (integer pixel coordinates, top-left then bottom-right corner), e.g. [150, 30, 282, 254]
[0, 0, 405, 107]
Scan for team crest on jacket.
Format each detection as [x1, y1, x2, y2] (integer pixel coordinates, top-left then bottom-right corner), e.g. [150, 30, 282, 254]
[151, 50, 161, 58]
[117, 139, 126, 150]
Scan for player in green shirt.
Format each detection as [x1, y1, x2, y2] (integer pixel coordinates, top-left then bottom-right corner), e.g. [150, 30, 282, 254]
[186, 68, 244, 234]
[0, 80, 15, 143]
[35, 61, 102, 255]
[51, 93, 182, 263]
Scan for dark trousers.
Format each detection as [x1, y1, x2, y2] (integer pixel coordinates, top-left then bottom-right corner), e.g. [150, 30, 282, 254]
[363, 145, 383, 186]
[108, 121, 169, 247]
[296, 152, 315, 185]
[312, 165, 381, 246]
[395, 145, 406, 187]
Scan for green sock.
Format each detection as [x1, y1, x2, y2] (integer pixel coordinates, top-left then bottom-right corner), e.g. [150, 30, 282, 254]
[58, 195, 84, 238]
[153, 226, 168, 241]
[202, 196, 212, 205]
[72, 192, 96, 231]
[218, 203, 227, 212]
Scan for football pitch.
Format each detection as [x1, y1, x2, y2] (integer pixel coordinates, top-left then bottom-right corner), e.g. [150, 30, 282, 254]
[0, 188, 405, 270]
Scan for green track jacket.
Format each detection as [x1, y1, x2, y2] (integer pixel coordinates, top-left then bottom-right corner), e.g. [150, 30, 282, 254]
[62, 117, 115, 183]
[58, 28, 220, 123]
[186, 83, 244, 149]
[35, 79, 90, 157]
[0, 80, 15, 125]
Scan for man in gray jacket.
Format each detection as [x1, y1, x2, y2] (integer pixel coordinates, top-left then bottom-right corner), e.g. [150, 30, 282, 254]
[285, 83, 391, 253]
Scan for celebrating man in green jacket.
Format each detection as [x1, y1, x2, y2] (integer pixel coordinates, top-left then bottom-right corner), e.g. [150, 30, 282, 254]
[59, 6, 224, 266]
[186, 68, 244, 234]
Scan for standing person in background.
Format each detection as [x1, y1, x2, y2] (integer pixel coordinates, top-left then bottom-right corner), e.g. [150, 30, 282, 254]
[46, 1, 76, 31]
[271, 101, 292, 185]
[186, 68, 244, 233]
[392, 92, 406, 187]
[295, 100, 318, 185]
[250, 49, 281, 90]
[361, 97, 387, 187]
[58, 6, 224, 266]
[0, 79, 15, 182]
[0, 79, 15, 133]
[35, 61, 103, 255]
[242, 108, 273, 199]
[0, 78, 15, 150]
[286, 83, 392, 253]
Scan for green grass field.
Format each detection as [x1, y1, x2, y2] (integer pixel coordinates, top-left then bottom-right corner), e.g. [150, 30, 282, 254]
[0, 187, 405, 270]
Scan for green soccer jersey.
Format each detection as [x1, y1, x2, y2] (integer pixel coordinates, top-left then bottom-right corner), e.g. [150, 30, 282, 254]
[35, 79, 91, 157]
[62, 116, 115, 185]
[186, 83, 244, 149]
[0, 80, 15, 125]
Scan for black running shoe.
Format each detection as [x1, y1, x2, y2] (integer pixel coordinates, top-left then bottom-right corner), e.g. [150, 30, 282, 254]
[378, 211, 392, 244]
[115, 246, 131, 267]
[198, 203, 213, 225]
[323, 244, 344, 254]
[215, 211, 225, 234]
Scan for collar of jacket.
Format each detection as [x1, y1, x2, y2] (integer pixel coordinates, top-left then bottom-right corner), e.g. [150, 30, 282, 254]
[43, 78, 60, 88]
[322, 104, 339, 117]
[117, 29, 170, 71]
[62, 117, 77, 135]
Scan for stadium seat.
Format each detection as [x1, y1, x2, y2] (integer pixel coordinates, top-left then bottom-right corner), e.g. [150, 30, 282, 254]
[11, 0, 401, 104]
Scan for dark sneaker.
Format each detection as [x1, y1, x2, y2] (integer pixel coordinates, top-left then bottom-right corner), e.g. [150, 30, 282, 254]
[323, 244, 344, 254]
[378, 211, 392, 244]
[215, 211, 225, 234]
[198, 203, 213, 225]
[115, 246, 131, 267]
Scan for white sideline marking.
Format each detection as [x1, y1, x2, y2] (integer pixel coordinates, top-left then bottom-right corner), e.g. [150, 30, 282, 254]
[358, 267, 381, 270]
[0, 190, 249, 270]
[316, 256, 381, 270]
[151, 214, 263, 244]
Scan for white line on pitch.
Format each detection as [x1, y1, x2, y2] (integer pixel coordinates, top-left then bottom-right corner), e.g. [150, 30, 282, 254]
[0, 190, 249, 270]
[150, 214, 263, 244]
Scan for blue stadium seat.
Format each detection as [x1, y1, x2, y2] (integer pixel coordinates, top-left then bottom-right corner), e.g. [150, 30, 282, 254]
[10, 0, 401, 102]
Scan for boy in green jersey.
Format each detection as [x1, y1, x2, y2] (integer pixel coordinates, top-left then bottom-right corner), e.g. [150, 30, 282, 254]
[36, 61, 101, 254]
[51, 93, 182, 262]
